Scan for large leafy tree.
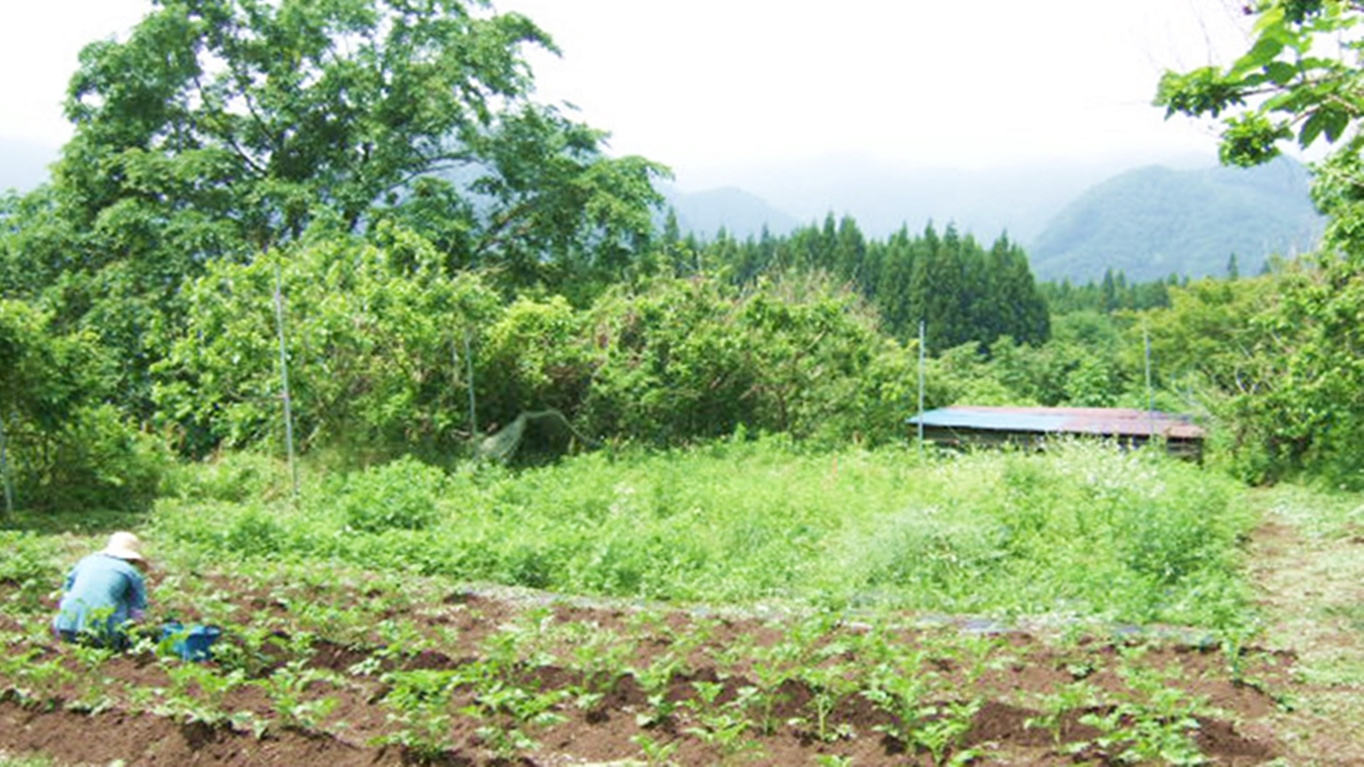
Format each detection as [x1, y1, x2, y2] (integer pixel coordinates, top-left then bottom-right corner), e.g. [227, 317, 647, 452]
[581, 273, 918, 447]
[1156, 0, 1364, 485]
[56, 0, 664, 259]
[4, 0, 666, 423]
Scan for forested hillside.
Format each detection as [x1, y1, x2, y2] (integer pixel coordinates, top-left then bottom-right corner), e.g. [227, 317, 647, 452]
[1028, 157, 1323, 282]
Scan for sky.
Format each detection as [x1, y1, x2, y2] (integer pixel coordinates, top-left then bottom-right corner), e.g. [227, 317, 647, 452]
[0, 0, 1256, 191]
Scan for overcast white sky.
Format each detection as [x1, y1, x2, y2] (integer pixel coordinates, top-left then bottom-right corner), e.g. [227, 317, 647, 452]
[1, 0, 1254, 189]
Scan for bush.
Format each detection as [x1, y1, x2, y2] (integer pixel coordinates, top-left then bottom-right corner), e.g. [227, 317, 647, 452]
[161, 450, 288, 504]
[18, 405, 171, 513]
[327, 456, 449, 533]
[0, 300, 168, 513]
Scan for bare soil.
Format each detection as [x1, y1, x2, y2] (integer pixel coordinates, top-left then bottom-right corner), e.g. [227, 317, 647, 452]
[1, 505, 1359, 766]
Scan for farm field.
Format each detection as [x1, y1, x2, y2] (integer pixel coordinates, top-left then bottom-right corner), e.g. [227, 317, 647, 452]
[2, 444, 1363, 765]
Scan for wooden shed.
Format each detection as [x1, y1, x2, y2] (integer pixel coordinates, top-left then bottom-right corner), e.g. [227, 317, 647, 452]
[906, 406, 1206, 460]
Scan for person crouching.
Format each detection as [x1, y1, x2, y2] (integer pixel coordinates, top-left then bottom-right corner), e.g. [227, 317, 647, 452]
[52, 531, 151, 650]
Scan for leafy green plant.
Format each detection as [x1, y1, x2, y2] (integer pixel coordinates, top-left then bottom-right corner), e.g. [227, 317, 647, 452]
[372, 668, 461, 761]
[631, 732, 680, 766]
[0, 532, 61, 609]
[1113, 664, 1212, 765]
[329, 456, 448, 533]
[464, 677, 568, 759]
[860, 649, 938, 754]
[153, 662, 257, 733]
[629, 648, 689, 730]
[915, 698, 983, 765]
[149, 440, 1253, 628]
[796, 660, 857, 743]
[1026, 680, 1100, 748]
[560, 620, 635, 708]
[0, 648, 74, 710]
[682, 682, 762, 763]
[259, 662, 338, 732]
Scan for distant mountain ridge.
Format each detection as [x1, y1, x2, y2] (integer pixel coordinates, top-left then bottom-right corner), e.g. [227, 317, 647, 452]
[675, 153, 1122, 245]
[1026, 157, 1324, 283]
[665, 155, 1324, 284]
[659, 184, 797, 239]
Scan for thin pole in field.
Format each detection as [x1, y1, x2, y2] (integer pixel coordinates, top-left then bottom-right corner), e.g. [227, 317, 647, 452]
[273, 259, 299, 505]
[0, 413, 12, 516]
[918, 320, 925, 456]
[464, 328, 477, 437]
[1145, 325, 1155, 439]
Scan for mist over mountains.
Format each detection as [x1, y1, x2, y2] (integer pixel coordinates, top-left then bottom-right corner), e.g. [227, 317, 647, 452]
[3, 139, 1322, 284]
[670, 154, 1122, 245]
[665, 154, 1324, 283]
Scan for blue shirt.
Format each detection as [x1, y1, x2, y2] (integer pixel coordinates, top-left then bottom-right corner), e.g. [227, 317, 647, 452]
[52, 553, 148, 637]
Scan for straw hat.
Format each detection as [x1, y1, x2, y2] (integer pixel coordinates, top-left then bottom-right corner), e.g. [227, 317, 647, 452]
[102, 531, 148, 564]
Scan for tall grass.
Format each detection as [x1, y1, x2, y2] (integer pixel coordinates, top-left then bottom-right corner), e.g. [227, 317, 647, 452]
[147, 437, 1254, 628]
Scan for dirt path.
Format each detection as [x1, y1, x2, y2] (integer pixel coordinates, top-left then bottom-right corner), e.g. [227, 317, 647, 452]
[1245, 492, 1364, 764]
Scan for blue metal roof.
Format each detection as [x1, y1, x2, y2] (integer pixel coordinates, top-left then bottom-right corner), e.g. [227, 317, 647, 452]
[907, 406, 1204, 439]
[911, 409, 1070, 432]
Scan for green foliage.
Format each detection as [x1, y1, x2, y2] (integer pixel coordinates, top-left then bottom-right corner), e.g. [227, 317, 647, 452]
[161, 450, 291, 505]
[1137, 258, 1364, 489]
[477, 295, 593, 430]
[1246, 255, 1364, 488]
[154, 230, 501, 459]
[35, 404, 169, 512]
[0, 300, 169, 511]
[1039, 271, 1178, 316]
[1152, 3, 1364, 485]
[327, 456, 448, 534]
[1156, 2, 1364, 169]
[702, 221, 1050, 353]
[0, 532, 62, 610]
[3, 0, 665, 432]
[581, 273, 916, 447]
[373, 668, 461, 759]
[149, 439, 1254, 628]
[56, 0, 665, 258]
[928, 309, 1149, 410]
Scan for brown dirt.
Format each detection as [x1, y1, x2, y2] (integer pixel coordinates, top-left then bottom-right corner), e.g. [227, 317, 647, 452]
[14, 492, 1364, 766]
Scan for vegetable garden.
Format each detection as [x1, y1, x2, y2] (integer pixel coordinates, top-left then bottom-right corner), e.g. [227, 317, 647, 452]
[4, 439, 1360, 766]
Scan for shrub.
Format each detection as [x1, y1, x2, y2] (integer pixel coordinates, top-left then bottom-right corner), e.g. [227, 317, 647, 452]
[328, 456, 449, 533]
[161, 450, 288, 504]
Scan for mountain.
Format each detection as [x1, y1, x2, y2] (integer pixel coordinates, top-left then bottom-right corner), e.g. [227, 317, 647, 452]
[660, 184, 798, 239]
[725, 154, 1121, 244]
[1027, 157, 1324, 283]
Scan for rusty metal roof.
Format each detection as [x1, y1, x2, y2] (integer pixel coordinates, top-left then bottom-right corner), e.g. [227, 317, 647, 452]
[907, 406, 1205, 440]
